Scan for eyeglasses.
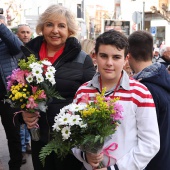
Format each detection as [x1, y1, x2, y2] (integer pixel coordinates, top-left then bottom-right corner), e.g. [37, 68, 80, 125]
[18, 24, 30, 27]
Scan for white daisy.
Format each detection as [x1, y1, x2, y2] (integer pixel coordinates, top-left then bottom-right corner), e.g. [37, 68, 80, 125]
[26, 74, 33, 83]
[36, 75, 44, 84]
[47, 66, 56, 74]
[41, 60, 52, 66]
[32, 67, 43, 77]
[52, 121, 61, 132]
[29, 62, 42, 69]
[45, 71, 54, 81]
[50, 78, 56, 86]
[67, 103, 85, 113]
[58, 113, 71, 125]
[70, 115, 82, 126]
[61, 126, 71, 140]
[79, 121, 87, 128]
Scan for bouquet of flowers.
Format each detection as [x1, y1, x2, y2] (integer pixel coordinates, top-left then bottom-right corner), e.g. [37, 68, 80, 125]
[39, 88, 123, 166]
[6, 54, 63, 141]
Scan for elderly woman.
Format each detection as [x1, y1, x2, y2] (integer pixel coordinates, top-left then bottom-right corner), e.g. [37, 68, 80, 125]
[22, 4, 96, 170]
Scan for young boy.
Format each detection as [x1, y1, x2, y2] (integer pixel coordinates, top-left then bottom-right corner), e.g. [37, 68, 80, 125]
[72, 29, 160, 170]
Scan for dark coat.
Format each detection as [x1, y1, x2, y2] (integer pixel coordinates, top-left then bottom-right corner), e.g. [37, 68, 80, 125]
[0, 23, 23, 98]
[24, 36, 96, 143]
[134, 63, 170, 170]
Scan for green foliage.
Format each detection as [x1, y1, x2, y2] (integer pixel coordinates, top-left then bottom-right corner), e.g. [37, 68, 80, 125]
[40, 82, 65, 100]
[39, 140, 56, 167]
[39, 88, 123, 166]
[18, 54, 39, 70]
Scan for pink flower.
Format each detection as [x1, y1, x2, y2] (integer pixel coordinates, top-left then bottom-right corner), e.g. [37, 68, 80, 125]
[26, 96, 38, 109]
[104, 96, 111, 102]
[79, 93, 90, 104]
[38, 90, 46, 99]
[31, 86, 38, 94]
[7, 69, 28, 90]
[111, 102, 124, 121]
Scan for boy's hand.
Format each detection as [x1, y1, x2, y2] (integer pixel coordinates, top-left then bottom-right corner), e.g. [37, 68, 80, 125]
[86, 152, 103, 168]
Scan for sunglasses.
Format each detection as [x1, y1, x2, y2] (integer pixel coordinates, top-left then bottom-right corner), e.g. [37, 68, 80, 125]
[18, 24, 30, 27]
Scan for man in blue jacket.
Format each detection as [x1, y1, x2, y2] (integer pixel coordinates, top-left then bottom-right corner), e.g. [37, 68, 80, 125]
[128, 30, 170, 170]
[0, 15, 24, 169]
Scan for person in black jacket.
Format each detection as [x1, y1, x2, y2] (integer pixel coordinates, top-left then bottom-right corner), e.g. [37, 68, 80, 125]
[128, 30, 170, 170]
[21, 4, 96, 170]
[0, 15, 23, 169]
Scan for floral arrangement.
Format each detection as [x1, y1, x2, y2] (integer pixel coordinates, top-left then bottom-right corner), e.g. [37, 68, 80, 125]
[6, 54, 63, 113]
[39, 88, 123, 166]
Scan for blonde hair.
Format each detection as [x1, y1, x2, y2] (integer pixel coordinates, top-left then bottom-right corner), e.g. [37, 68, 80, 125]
[36, 4, 79, 36]
[81, 39, 95, 54]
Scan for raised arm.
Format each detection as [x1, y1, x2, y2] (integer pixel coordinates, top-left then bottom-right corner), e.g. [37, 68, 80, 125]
[0, 22, 23, 55]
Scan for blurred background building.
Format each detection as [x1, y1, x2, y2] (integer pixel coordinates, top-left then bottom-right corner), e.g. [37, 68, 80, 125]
[1, 0, 170, 46]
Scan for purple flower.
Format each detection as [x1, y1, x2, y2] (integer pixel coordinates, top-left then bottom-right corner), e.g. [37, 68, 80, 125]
[111, 102, 124, 121]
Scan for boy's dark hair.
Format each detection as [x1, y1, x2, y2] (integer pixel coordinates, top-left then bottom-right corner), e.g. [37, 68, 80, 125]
[128, 30, 153, 61]
[95, 29, 129, 57]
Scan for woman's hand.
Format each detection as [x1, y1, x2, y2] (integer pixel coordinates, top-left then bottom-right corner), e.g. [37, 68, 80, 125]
[22, 111, 40, 129]
[86, 152, 104, 168]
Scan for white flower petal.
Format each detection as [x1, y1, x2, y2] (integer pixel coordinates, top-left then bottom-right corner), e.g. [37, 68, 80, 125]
[41, 60, 52, 66]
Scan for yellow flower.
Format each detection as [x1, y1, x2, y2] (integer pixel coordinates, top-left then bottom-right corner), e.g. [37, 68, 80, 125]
[12, 90, 17, 95]
[12, 97, 15, 101]
[19, 84, 23, 88]
[21, 104, 26, 109]
[81, 110, 92, 117]
[33, 94, 38, 100]
[22, 93, 27, 98]
[15, 93, 19, 100]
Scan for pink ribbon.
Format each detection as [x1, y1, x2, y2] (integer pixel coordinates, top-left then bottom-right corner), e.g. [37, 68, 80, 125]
[13, 110, 24, 125]
[101, 143, 118, 167]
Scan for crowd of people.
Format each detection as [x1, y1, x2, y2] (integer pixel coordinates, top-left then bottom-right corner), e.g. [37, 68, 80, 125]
[0, 3, 170, 170]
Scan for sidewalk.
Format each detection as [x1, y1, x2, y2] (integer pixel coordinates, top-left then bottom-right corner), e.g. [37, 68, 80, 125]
[0, 117, 34, 170]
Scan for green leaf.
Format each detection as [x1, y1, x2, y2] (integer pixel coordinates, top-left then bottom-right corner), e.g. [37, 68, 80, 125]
[39, 140, 56, 167]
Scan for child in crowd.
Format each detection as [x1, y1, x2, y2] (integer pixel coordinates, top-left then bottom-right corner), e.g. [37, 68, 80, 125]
[72, 29, 160, 170]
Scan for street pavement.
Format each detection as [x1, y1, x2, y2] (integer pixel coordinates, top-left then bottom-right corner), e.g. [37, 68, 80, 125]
[0, 117, 34, 170]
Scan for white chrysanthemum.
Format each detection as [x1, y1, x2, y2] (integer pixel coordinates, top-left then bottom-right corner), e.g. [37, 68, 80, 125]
[32, 67, 43, 77]
[36, 75, 44, 84]
[54, 114, 60, 122]
[75, 104, 87, 112]
[41, 60, 52, 66]
[50, 78, 56, 86]
[26, 74, 33, 83]
[29, 62, 43, 69]
[47, 66, 56, 74]
[79, 121, 87, 128]
[61, 126, 71, 140]
[52, 121, 61, 132]
[59, 107, 67, 115]
[70, 115, 82, 126]
[38, 102, 47, 112]
[66, 103, 85, 113]
[45, 71, 55, 80]
[58, 113, 71, 125]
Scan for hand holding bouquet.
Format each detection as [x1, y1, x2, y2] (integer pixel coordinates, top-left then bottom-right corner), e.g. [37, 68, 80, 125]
[6, 54, 63, 141]
[39, 88, 123, 166]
